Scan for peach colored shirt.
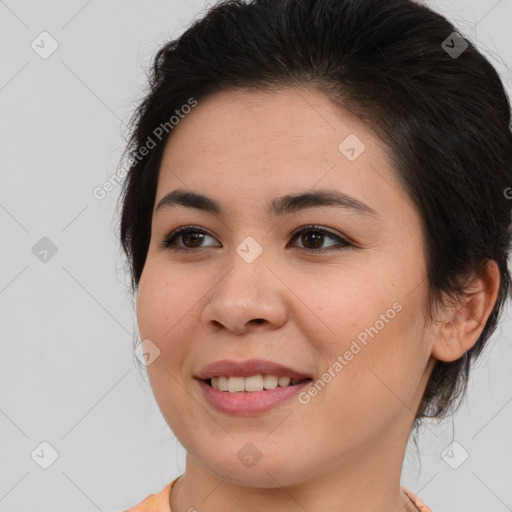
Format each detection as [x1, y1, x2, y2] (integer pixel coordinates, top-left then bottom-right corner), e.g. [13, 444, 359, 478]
[124, 476, 433, 512]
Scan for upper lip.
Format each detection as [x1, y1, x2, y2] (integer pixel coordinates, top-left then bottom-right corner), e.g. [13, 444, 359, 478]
[195, 358, 313, 380]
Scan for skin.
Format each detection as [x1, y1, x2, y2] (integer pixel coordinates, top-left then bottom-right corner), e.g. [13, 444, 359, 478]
[136, 85, 500, 512]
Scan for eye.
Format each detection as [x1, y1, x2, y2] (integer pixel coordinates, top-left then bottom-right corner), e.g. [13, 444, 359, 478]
[160, 225, 219, 251]
[160, 224, 353, 253]
[289, 225, 353, 252]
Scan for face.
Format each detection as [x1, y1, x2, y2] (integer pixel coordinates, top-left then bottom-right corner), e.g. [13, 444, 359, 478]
[136, 86, 437, 487]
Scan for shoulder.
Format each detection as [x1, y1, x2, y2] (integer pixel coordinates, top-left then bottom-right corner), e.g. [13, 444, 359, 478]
[122, 478, 179, 512]
[401, 486, 434, 512]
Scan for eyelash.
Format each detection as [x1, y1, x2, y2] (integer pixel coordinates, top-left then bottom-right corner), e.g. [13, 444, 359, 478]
[159, 224, 354, 253]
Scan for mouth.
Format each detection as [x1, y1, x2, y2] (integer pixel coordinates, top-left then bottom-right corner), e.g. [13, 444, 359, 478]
[197, 375, 313, 415]
[194, 358, 314, 412]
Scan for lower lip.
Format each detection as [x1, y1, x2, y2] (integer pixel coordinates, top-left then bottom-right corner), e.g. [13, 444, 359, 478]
[197, 379, 312, 415]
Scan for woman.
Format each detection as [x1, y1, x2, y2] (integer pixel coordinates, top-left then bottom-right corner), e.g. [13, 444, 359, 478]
[117, 0, 512, 510]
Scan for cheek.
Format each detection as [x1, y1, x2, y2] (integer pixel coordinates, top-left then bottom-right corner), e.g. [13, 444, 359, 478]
[301, 270, 427, 404]
[136, 263, 194, 342]
[136, 265, 159, 340]
[295, 268, 406, 349]
[136, 263, 202, 388]
[136, 266, 195, 427]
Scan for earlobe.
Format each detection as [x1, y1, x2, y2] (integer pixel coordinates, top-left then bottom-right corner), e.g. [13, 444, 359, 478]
[431, 260, 501, 363]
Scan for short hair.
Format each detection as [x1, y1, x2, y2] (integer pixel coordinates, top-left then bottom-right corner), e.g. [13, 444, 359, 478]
[117, 0, 512, 438]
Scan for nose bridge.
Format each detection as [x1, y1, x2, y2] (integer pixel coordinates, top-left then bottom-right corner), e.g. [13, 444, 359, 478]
[201, 240, 287, 333]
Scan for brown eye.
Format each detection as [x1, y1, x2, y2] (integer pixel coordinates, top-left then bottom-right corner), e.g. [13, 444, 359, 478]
[289, 225, 353, 253]
[299, 231, 325, 250]
[180, 231, 206, 248]
[161, 226, 218, 250]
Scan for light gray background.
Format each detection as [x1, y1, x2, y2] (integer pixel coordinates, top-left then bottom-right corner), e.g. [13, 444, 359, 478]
[1, 1, 511, 511]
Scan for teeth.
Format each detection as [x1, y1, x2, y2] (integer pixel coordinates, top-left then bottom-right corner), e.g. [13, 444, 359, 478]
[278, 376, 291, 387]
[217, 376, 228, 391]
[263, 374, 278, 389]
[227, 376, 245, 392]
[210, 374, 306, 392]
[244, 375, 263, 392]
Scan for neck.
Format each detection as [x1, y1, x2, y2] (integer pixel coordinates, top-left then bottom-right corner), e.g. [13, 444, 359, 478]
[171, 425, 418, 512]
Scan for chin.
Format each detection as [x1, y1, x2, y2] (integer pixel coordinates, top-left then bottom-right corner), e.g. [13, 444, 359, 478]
[198, 447, 308, 488]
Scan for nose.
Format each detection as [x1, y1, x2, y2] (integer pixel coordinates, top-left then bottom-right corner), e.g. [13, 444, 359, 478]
[200, 251, 288, 335]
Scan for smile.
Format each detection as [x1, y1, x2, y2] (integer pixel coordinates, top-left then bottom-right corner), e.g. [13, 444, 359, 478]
[198, 378, 312, 415]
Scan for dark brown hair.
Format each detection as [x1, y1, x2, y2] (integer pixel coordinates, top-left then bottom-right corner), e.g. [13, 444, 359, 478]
[116, 0, 512, 439]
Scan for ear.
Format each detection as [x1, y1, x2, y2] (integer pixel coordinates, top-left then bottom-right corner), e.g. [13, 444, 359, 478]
[431, 260, 501, 363]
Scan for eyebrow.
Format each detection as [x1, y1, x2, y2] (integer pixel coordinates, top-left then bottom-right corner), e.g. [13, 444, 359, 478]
[155, 188, 379, 219]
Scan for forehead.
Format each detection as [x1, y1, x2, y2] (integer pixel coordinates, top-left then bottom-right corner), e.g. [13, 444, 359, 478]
[155, 86, 411, 221]
[162, 85, 384, 163]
